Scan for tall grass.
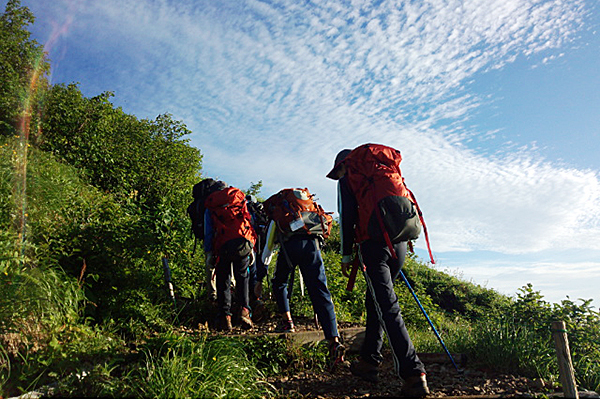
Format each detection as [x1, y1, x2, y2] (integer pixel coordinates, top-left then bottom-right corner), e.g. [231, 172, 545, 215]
[127, 336, 276, 398]
[0, 345, 9, 393]
[468, 317, 557, 376]
[0, 262, 87, 396]
[1, 263, 84, 329]
[447, 288, 600, 393]
[1, 139, 85, 333]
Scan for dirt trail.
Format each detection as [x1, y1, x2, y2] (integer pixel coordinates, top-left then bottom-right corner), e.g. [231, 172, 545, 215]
[267, 352, 541, 399]
[209, 315, 578, 399]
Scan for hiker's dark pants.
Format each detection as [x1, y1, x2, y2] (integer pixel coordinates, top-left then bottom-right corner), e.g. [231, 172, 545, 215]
[359, 239, 426, 379]
[272, 236, 339, 340]
[215, 253, 251, 317]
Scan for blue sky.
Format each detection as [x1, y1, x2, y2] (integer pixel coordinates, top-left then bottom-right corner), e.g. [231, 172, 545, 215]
[9, 0, 600, 308]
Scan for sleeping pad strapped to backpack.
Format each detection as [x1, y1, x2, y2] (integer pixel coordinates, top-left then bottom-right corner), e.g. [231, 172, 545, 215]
[342, 143, 434, 263]
[204, 186, 257, 260]
[264, 188, 333, 240]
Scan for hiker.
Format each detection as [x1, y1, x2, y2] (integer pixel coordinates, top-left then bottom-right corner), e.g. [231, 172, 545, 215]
[262, 188, 345, 366]
[187, 178, 227, 301]
[245, 194, 269, 321]
[204, 181, 257, 331]
[326, 144, 430, 398]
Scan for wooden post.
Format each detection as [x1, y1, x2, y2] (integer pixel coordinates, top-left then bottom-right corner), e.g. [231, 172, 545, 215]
[161, 257, 177, 307]
[551, 321, 578, 399]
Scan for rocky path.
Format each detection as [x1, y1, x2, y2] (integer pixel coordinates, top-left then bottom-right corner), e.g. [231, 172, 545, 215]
[267, 352, 543, 399]
[211, 315, 599, 399]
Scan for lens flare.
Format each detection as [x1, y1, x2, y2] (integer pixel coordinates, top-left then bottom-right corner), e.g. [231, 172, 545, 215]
[13, 11, 73, 254]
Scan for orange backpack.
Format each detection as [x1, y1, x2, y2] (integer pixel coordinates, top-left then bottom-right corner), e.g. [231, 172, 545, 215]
[264, 188, 333, 240]
[205, 187, 257, 259]
[342, 143, 434, 263]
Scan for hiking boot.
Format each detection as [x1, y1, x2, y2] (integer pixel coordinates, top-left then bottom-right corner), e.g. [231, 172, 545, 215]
[217, 315, 232, 332]
[252, 299, 269, 322]
[350, 358, 379, 383]
[401, 373, 430, 398]
[328, 341, 346, 370]
[239, 307, 253, 329]
[276, 319, 295, 333]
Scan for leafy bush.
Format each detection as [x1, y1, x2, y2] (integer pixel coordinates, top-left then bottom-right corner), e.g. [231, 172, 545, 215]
[462, 284, 600, 392]
[241, 334, 329, 377]
[0, 0, 50, 139]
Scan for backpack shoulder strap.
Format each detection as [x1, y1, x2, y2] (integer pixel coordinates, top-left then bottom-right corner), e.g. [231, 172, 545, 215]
[404, 187, 434, 264]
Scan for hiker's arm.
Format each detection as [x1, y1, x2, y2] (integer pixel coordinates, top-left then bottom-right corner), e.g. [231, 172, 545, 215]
[338, 178, 357, 265]
[203, 210, 214, 252]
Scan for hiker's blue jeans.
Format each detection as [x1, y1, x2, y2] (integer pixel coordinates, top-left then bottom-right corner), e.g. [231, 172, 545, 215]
[272, 236, 339, 339]
[359, 239, 426, 379]
[215, 253, 251, 316]
[249, 253, 268, 300]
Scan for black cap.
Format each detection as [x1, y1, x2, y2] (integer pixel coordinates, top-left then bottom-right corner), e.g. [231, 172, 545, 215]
[326, 149, 352, 180]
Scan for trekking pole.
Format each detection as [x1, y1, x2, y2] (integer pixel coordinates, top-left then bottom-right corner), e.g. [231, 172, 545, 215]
[370, 192, 461, 372]
[398, 268, 462, 373]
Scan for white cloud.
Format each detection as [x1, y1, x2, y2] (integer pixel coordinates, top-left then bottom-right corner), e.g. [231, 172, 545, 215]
[28, 0, 599, 259]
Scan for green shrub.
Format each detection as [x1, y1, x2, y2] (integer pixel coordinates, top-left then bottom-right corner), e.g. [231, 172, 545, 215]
[457, 285, 600, 392]
[241, 335, 292, 376]
[241, 335, 329, 377]
[0, 264, 90, 397]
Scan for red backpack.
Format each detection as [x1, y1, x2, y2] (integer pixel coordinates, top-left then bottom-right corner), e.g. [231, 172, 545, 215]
[342, 143, 434, 263]
[264, 188, 333, 240]
[205, 187, 257, 259]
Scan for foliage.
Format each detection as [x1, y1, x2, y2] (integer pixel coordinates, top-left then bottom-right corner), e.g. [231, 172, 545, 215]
[0, 0, 50, 139]
[40, 84, 201, 207]
[0, 264, 84, 334]
[1, 2, 599, 398]
[1, 139, 84, 334]
[0, 139, 18, 261]
[241, 335, 297, 376]
[10, 79, 204, 326]
[468, 314, 556, 376]
[38, 84, 203, 293]
[465, 284, 600, 392]
[123, 335, 275, 399]
[245, 180, 264, 200]
[320, 247, 366, 323]
[1, 135, 193, 331]
[320, 219, 340, 254]
[1, 322, 127, 397]
[241, 333, 329, 377]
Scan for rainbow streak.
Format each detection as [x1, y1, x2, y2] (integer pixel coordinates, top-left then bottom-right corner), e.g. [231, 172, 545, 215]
[14, 52, 46, 254]
[14, 12, 72, 255]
